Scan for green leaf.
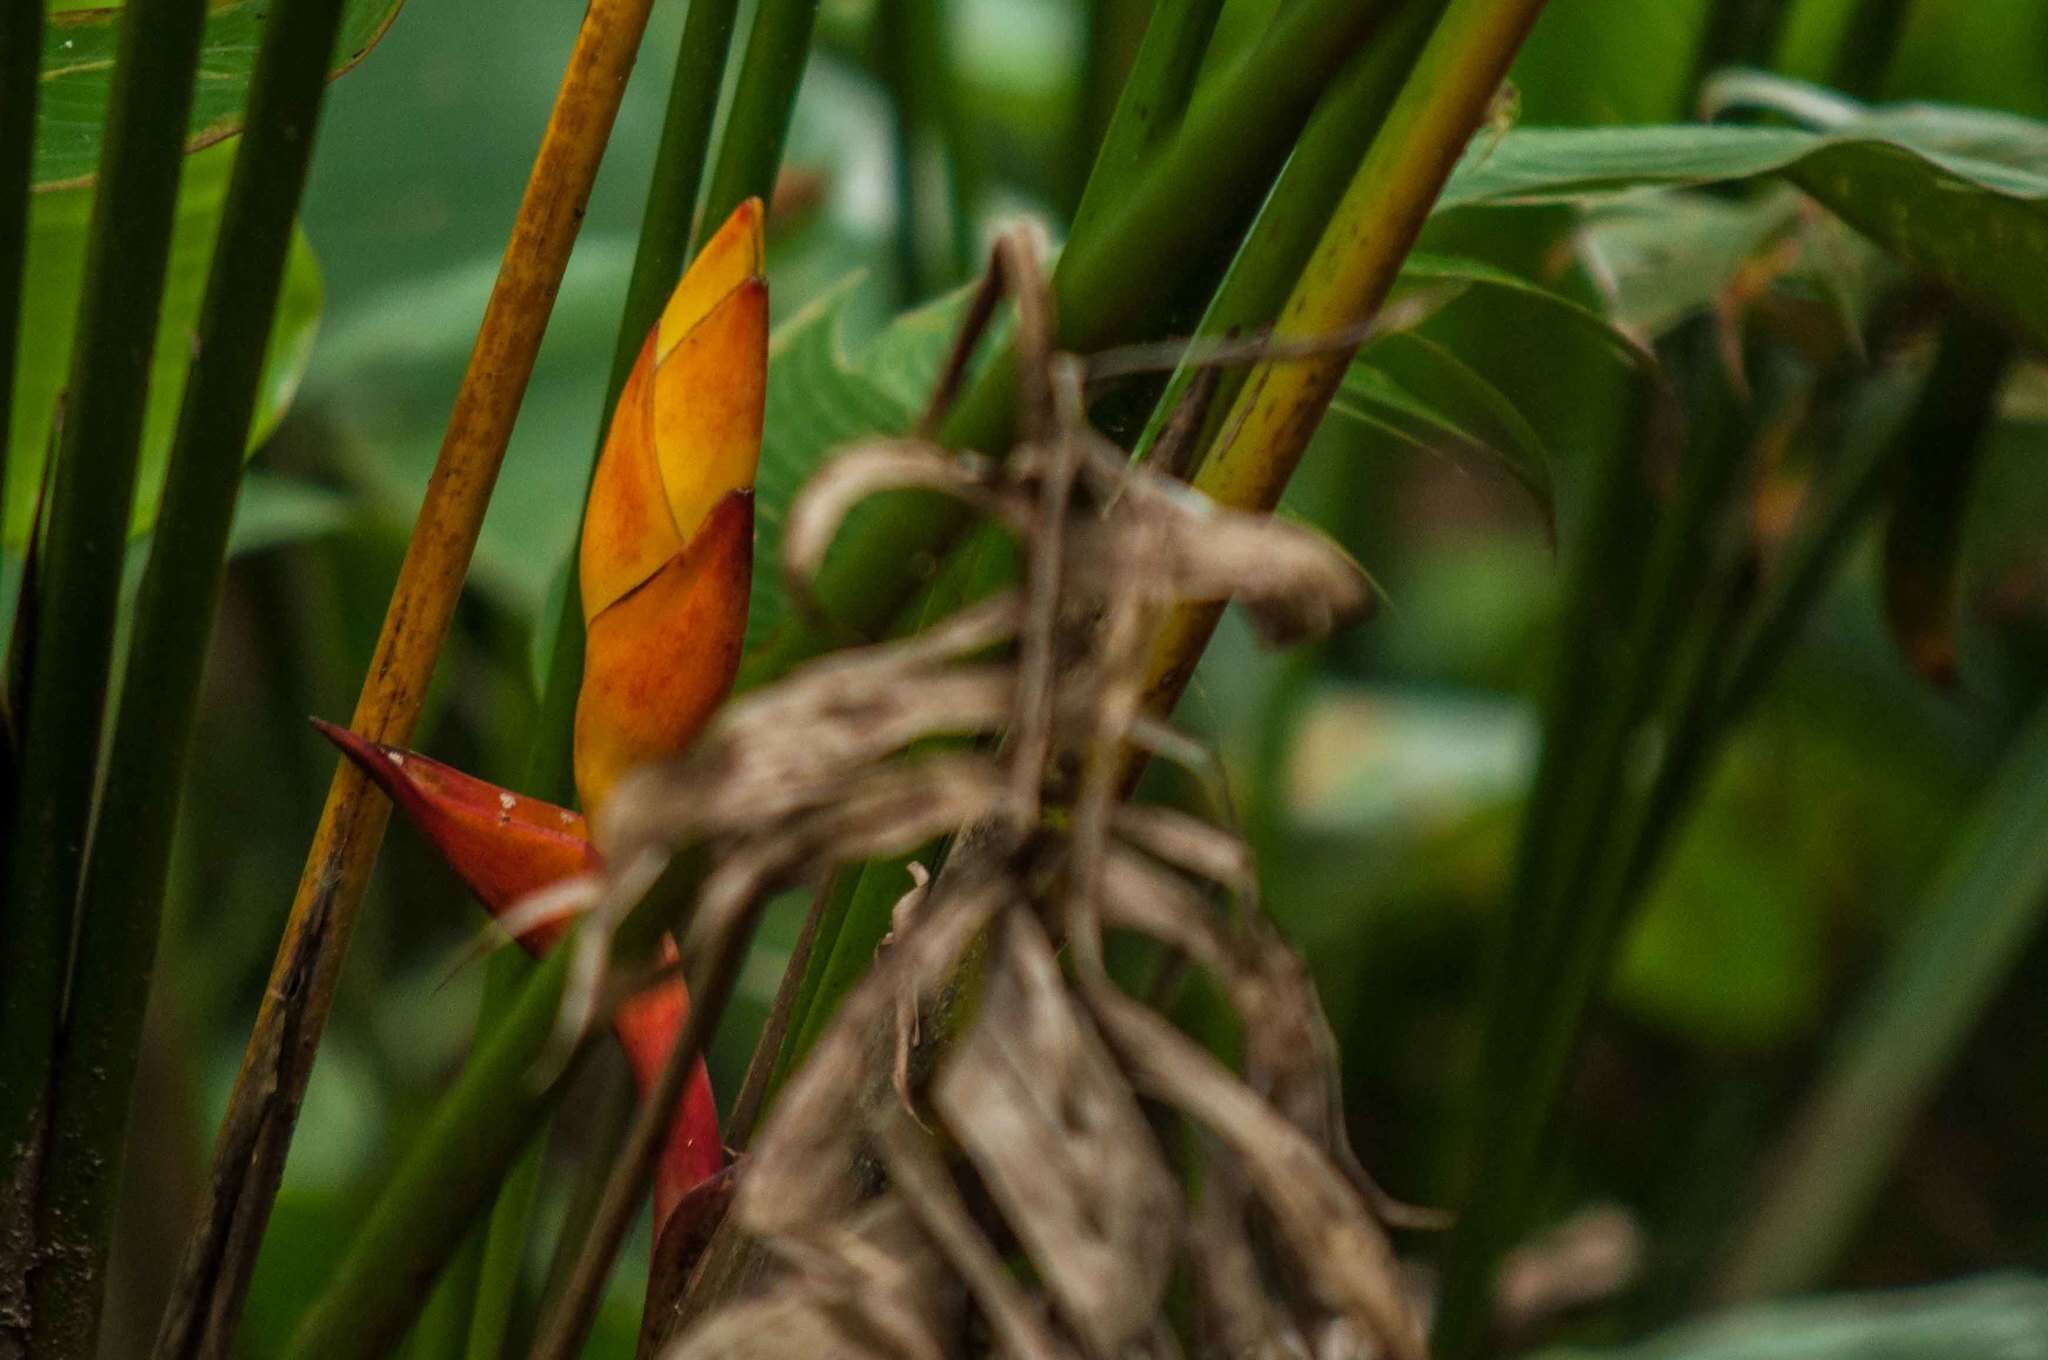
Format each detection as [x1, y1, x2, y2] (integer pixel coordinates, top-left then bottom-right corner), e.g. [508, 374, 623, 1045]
[1878, 314, 2013, 688]
[1537, 1274, 2048, 1360]
[35, 0, 404, 190]
[1434, 99, 2048, 350]
[747, 275, 970, 652]
[1571, 190, 1802, 336]
[1357, 331, 1557, 507]
[4, 141, 323, 551]
[1437, 103, 2048, 208]
[227, 473, 358, 558]
[1399, 250, 1654, 369]
[1330, 249, 1658, 516]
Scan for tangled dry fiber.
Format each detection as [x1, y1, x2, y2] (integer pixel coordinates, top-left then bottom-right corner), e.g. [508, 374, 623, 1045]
[538, 235, 1429, 1360]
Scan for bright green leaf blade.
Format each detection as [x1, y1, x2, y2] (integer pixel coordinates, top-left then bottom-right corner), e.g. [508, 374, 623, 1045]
[1437, 102, 2048, 209]
[1434, 103, 2048, 349]
[35, 0, 404, 190]
[4, 141, 323, 550]
[1537, 1274, 2048, 1360]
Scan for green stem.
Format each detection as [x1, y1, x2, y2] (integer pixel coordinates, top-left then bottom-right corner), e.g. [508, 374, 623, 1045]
[467, 1163, 546, 1360]
[288, 849, 702, 1360]
[1130, 0, 1444, 465]
[738, 0, 1405, 690]
[461, 954, 548, 1360]
[1066, 0, 1224, 252]
[288, 839, 704, 1360]
[0, 0, 208, 1286]
[1140, 0, 1548, 739]
[1037, 0, 1408, 378]
[1877, 314, 2012, 691]
[1066, 0, 1151, 211]
[409, 1223, 486, 1360]
[1828, 0, 1912, 101]
[1722, 316, 2008, 730]
[877, 0, 976, 297]
[696, 0, 821, 245]
[289, 945, 587, 1360]
[0, 0, 42, 560]
[528, 895, 751, 1360]
[1689, 0, 1793, 102]
[1436, 322, 1747, 1358]
[527, 1057, 636, 1330]
[29, 2, 355, 1348]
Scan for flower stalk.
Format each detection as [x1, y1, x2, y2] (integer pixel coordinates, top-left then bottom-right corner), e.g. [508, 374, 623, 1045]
[154, 2, 669, 1351]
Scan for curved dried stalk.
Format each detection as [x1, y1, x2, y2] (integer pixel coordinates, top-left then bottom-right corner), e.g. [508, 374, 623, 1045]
[152, 1, 665, 1353]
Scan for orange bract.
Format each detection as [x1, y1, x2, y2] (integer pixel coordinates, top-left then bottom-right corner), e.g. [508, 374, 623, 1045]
[313, 199, 769, 1234]
[576, 489, 754, 818]
[318, 722, 722, 1225]
[575, 203, 767, 816]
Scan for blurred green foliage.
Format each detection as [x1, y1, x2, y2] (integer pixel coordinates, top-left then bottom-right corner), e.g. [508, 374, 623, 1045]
[27, 0, 2046, 1354]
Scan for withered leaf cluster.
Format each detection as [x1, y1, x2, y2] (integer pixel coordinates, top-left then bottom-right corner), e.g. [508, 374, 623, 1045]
[562, 236, 1422, 1360]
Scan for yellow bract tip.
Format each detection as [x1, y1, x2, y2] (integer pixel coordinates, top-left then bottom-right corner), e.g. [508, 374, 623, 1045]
[657, 197, 765, 362]
[578, 199, 769, 624]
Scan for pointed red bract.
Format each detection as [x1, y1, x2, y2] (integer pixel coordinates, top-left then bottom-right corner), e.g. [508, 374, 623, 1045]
[313, 720, 596, 945]
[318, 721, 721, 1224]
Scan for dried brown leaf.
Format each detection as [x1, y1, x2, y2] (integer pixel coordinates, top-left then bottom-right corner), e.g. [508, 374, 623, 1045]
[1185, 1142, 1308, 1360]
[678, 755, 1008, 962]
[660, 1199, 958, 1360]
[1079, 496, 1371, 647]
[782, 441, 1028, 596]
[874, 1108, 1077, 1360]
[1079, 978, 1423, 1360]
[741, 876, 1015, 1238]
[934, 911, 1180, 1355]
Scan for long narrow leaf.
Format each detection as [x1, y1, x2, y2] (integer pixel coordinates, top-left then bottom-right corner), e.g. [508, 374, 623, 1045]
[0, 0, 42, 560]
[0, 0, 209, 1312]
[1436, 104, 2048, 350]
[1714, 700, 2048, 1301]
[34, 0, 355, 1352]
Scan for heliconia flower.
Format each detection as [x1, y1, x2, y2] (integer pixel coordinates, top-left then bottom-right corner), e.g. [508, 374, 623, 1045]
[314, 199, 771, 1236]
[575, 197, 767, 819]
[318, 722, 721, 1226]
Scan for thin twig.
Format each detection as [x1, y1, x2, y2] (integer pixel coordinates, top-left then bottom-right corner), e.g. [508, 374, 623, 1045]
[1082, 285, 1452, 386]
[527, 899, 761, 1360]
[725, 878, 835, 1150]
